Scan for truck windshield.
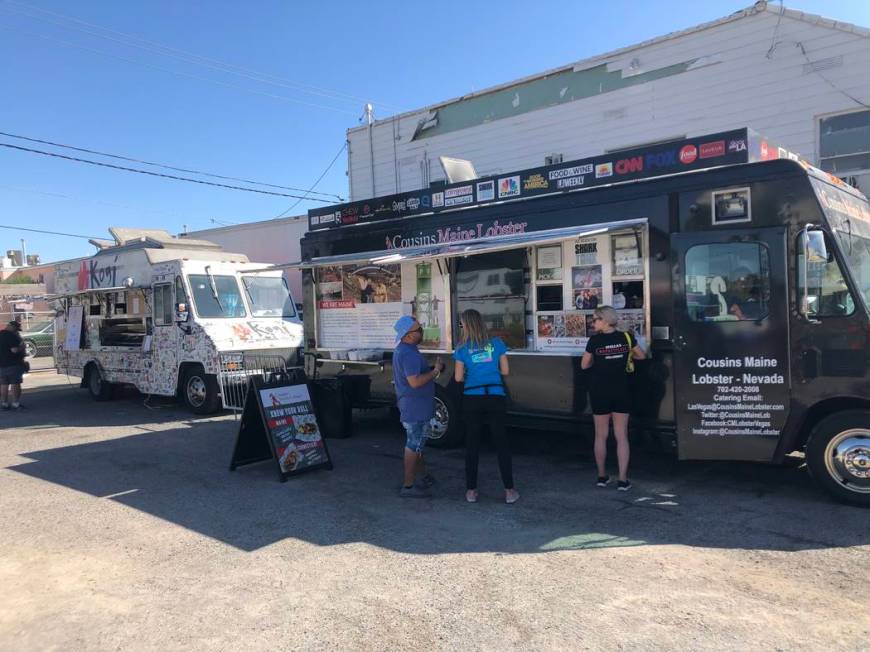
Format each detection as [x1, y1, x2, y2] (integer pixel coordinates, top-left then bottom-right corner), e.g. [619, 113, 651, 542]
[188, 274, 247, 318]
[241, 275, 296, 318]
[836, 231, 870, 310]
[811, 178, 870, 311]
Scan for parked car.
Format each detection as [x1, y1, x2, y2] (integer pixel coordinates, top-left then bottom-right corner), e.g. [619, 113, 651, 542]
[20, 321, 54, 358]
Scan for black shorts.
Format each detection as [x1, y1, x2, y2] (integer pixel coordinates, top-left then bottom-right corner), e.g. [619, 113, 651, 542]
[589, 385, 631, 415]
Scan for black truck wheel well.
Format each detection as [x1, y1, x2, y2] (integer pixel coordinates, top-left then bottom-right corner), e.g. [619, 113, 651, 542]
[791, 396, 870, 452]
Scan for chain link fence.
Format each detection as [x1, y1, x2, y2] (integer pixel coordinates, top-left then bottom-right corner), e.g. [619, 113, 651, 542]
[0, 309, 56, 372]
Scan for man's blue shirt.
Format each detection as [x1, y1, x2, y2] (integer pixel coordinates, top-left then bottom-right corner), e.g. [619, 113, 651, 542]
[393, 342, 434, 422]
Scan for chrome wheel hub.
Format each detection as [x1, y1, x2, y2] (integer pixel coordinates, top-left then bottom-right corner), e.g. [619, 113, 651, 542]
[825, 429, 870, 493]
[428, 397, 450, 440]
[186, 376, 207, 407]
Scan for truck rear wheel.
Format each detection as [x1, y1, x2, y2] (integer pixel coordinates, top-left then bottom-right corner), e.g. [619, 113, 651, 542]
[86, 364, 113, 402]
[426, 384, 464, 449]
[181, 365, 221, 414]
[806, 410, 870, 507]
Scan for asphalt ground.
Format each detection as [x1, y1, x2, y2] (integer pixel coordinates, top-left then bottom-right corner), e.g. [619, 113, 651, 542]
[1, 372, 868, 651]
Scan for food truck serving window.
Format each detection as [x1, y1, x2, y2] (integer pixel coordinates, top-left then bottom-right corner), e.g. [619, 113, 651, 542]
[188, 275, 246, 318]
[242, 275, 296, 318]
[153, 284, 173, 326]
[685, 243, 770, 321]
[455, 249, 526, 349]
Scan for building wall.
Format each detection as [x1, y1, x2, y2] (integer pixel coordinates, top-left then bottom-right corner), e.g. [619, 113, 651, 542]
[348, 7, 870, 199]
[182, 216, 308, 301]
[4, 262, 58, 292]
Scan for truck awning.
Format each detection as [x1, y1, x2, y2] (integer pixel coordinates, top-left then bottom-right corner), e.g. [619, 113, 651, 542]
[45, 286, 140, 300]
[281, 218, 646, 269]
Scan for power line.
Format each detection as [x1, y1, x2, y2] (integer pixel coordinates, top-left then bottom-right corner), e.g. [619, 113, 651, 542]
[0, 142, 335, 202]
[796, 42, 870, 112]
[272, 142, 347, 219]
[0, 183, 183, 216]
[3, 1, 402, 112]
[764, 2, 870, 111]
[0, 224, 102, 240]
[0, 23, 359, 116]
[0, 131, 343, 200]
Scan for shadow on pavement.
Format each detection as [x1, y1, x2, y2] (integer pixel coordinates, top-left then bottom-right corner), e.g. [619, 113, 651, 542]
[7, 399, 868, 555]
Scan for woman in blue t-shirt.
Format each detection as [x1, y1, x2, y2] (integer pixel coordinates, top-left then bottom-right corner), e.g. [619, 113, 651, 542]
[453, 309, 518, 504]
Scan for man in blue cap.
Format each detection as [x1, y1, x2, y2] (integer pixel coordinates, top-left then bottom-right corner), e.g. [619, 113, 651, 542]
[392, 315, 444, 497]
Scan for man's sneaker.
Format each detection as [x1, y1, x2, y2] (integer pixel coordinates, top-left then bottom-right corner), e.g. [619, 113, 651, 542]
[419, 473, 436, 488]
[400, 484, 430, 498]
[505, 489, 520, 504]
[0, 404, 10, 411]
[617, 480, 632, 492]
[596, 476, 610, 488]
[11, 404, 23, 410]
[465, 489, 478, 503]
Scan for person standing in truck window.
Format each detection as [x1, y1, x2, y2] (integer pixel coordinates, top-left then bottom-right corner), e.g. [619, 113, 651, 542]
[453, 308, 519, 505]
[0, 320, 25, 411]
[581, 306, 646, 491]
[392, 315, 444, 498]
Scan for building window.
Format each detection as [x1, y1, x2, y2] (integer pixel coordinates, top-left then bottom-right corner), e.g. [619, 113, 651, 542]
[819, 110, 870, 175]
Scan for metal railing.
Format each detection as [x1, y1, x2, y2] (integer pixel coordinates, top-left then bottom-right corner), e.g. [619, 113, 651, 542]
[218, 352, 293, 414]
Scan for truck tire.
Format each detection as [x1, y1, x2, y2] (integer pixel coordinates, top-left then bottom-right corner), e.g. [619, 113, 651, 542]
[86, 364, 113, 402]
[426, 384, 464, 449]
[806, 410, 870, 507]
[181, 365, 221, 414]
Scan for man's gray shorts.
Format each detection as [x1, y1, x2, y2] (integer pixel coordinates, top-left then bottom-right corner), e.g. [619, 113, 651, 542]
[0, 365, 24, 385]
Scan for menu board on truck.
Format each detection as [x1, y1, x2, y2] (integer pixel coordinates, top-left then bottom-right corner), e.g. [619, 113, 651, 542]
[64, 305, 84, 351]
[400, 261, 449, 350]
[316, 264, 403, 349]
[317, 261, 450, 351]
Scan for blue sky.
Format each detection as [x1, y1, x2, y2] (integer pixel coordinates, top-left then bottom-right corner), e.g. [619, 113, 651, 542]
[1, 0, 869, 262]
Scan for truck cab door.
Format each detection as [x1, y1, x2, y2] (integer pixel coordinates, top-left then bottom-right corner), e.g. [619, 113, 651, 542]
[151, 282, 179, 390]
[671, 227, 791, 461]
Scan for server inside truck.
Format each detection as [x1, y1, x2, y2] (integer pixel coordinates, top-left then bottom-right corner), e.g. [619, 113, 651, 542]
[297, 129, 870, 506]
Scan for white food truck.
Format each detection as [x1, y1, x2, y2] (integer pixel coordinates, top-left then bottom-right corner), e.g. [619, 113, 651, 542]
[52, 228, 302, 413]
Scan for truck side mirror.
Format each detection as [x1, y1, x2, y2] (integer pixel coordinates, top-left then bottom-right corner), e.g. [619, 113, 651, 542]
[799, 226, 826, 324]
[175, 302, 190, 322]
[806, 230, 828, 264]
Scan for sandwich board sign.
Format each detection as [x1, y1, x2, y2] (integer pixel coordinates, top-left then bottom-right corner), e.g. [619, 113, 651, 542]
[230, 372, 333, 482]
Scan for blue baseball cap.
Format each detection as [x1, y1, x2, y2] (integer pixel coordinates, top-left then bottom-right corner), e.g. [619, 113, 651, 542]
[393, 315, 417, 343]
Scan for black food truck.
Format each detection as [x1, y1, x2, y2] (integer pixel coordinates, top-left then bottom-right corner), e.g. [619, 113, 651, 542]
[295, 128, 870, 506]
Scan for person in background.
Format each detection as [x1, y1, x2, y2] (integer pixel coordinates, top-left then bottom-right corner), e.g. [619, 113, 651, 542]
[727, 267, 763, 320]
[453, 309, 519, 504]
[392, 315, 444, 498]
[581, 306, 646, 491]
[0, 320, 25, 410]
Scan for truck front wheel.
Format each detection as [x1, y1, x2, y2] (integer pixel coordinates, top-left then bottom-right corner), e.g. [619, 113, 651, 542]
[806, 410, 870, 507]
[181, 365, 221, 414]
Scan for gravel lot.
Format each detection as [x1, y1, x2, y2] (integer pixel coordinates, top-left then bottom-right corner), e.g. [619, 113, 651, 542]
[1, 372, 868, 651]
